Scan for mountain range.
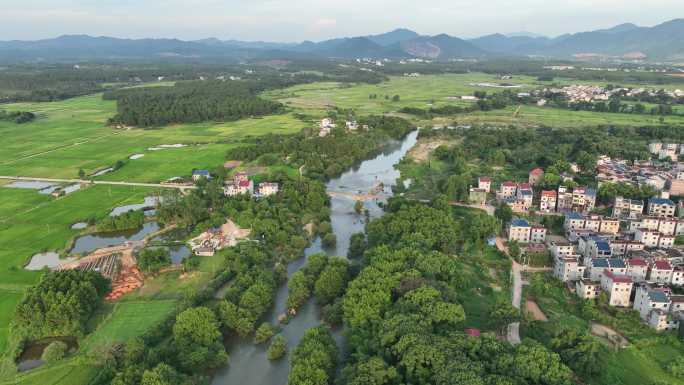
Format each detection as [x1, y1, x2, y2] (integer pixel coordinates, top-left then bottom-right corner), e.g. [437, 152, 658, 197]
[2, 19, 684, 62]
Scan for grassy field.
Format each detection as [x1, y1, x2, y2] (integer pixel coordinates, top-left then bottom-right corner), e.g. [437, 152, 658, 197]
[0, 94, 306, 180]
[265, 73, 684, 128]
[3, 363, 97, 385]
[0, 290, 22, 353]
[81, 299, 177, 352]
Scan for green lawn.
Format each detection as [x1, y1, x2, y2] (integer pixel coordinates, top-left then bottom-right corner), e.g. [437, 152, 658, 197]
[3, 363, 97, 385]
[81, 300, 177, 353]
[0, 290, 22, 352]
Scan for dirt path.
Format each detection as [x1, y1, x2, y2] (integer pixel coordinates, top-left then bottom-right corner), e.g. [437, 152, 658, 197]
[525, 300, 548, 321]
[591, 322, 629, 348]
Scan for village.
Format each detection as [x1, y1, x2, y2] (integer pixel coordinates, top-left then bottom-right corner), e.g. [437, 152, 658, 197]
[470, 151, 684, 332]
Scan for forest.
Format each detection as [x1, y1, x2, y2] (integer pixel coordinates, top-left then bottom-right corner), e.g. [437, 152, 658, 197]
[106, 80, 286, 127]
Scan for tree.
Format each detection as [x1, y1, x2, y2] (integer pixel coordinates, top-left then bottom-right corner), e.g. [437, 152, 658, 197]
[137, 248, 171, 274]
[314, 258, 349, 305]
[348, 233, 367, 259]
[494, 203, 513, 225]
[669, 356, 684, 379]
[41, 341, 68, 363]
[508, 241, 521, 260]
[254, 323, 276, 344]
[551, 328, 606, 377]
[172, 307, 228, 372]
[289, 326, 338, 385]
[78, 168, 86, 179]
[509, 341, 573, 385]
[392, 95, 400, 102]
[267, 335, 287, 360]
[489, 299, 519, 334]
[140, 363, 182, 385]
[323, 233, 337, 247]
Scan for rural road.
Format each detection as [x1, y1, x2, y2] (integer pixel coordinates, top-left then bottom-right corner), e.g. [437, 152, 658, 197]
[0, 176, 196, 190]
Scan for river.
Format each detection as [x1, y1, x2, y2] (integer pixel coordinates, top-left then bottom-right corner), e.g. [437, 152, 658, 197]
[210, 130, 418, 385]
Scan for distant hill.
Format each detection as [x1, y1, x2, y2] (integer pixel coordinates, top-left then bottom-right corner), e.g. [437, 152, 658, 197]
[3, 19, 684, 62]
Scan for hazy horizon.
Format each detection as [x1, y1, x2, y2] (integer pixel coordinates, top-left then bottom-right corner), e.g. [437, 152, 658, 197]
[1, 0, 683, 42]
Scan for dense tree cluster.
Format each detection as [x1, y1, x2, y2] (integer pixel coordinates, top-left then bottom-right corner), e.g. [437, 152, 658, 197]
[286, 253, 349, 312]
[341, 201, 573, 385]
[0, 110, 35, 124]
[288, 326, 338, 385]
[96, 210, 145, 232]
[12, 270, 110, 341]
[107, 80, 283, 127]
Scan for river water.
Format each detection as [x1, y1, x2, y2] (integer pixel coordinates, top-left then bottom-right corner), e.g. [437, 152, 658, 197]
[210, 130, 418, 385]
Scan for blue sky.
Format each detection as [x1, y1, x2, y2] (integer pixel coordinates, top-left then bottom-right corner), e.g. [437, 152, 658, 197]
[1, 0, 682, 41]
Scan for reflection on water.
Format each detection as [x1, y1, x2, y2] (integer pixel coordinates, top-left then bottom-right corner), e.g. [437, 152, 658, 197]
[69, 222, 160, 255]
[211, 131, 418, 385]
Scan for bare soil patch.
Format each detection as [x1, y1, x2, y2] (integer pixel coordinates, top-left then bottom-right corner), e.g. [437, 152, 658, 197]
[525, 300, 548, 321]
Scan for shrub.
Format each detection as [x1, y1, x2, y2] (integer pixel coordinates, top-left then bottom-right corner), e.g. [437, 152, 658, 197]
[267, 335, 287, 360]
[41, 341, 68, 363]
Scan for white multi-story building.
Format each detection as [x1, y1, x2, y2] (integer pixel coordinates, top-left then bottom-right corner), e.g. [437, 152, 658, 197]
[601, 271, 634, 307]
[508, 219, 531, 243]
[257, 182, 279, 197]
[647, 198, 676, 218]
[577, 279, 602, 300]
[613, 197, 644, 219]
[540, 190, 557, 212]
[554, 256, 586, 282]
[634, 285, 671, 321]
[626, 258, 649, 282]
[650, 260, 674, 284]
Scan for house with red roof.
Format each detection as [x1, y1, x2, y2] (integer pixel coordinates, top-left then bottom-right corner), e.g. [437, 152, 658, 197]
[540, 190, 557, 212]
[626, 258, 649, 282]
[601, 270, 633, 307]
[478, 177, 491, 193]
[649, 260, 674, 284]
[529, 168, 544, 185]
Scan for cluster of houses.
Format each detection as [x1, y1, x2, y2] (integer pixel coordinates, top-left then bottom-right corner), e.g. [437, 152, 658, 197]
[470, 167, 597, 215]
[539, 198, 684, 331]
[532, 84, 684, 105]
[191, 169, 280, 199]
[224, 172, 279, 198]
[318, 118, 367, 138]
[597, 155, 684, 196]
[648, 142, 684, 162]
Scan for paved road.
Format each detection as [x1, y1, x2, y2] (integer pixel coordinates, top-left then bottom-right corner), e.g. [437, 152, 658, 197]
[0, 176, 196, 190]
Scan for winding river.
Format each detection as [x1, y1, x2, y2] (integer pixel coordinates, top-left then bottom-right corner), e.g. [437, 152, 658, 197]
[210, 130, 418, 385]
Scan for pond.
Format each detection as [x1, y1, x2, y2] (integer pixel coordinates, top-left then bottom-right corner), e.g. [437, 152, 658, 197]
[71, 222, 88, 230]
[210, 130, 418, 385]
[5, 181, 58, 194]
[16, 337, 78, 372]
[69, 222, 160, 255]
[109, 196, 160, 217]
[25, 252, 75, 271]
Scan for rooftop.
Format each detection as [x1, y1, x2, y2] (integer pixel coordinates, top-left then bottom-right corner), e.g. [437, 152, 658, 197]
[647, 290, 670, 303]
[654, 260, 673, 270]
[628, 258, 648, 267]
[608, 258, 626, 268]
[650, 198, 675, 206]
[604, 270, 633, 284]
[566, 212, 584, 220]
[530, 168, 544, 175]
[592, 258, 609, 268]
[511, 219, 531, 227]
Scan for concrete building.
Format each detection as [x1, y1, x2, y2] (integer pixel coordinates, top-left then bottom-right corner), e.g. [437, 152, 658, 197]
[613, 197, 644, 219]
[554, 256, 586, 282]
[498, 181, 517, 199]
[478, 177, 491, 193]
[647, 198, 676, 218]
[540, 190, 558, 212]
[650, 260, 674, 284]
[626, 258, 649, 282]
[469, 188, 488, 205]
[529, 168, 544, 185]
[530, 226, 548, 244]
[601, 270, 633, 307]
[635, 228, 663, 248]
[508, 219, 532, 243]
[610, 240, 645, 258]
[634, 285, 671, 321]
[257, 182, 279, 197]
[577, 279, 602, 300]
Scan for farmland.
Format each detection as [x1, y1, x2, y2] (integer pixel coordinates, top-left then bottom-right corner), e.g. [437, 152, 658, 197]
[265, 73, 684, 127]
[0, 94, 305, 181]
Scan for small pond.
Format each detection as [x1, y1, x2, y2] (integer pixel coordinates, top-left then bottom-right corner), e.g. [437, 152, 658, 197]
[71, 222, 88, 230]
[109, 196, 160, 217]
[25, 252, 75, 271]
[17, 337, 78, 372]
[69, 222, 160, 255]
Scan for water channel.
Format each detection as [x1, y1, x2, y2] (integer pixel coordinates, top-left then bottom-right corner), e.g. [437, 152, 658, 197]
[210, 130, 418, 385]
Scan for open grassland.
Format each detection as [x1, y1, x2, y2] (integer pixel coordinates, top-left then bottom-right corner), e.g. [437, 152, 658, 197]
[81, 299, 177, 352]
[265, 73, 684, 128]
[0, 94, 305, 180]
